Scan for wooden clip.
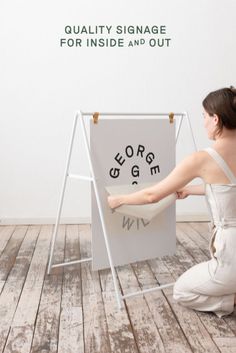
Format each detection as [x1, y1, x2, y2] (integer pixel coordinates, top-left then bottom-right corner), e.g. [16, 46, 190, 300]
[169, 112, 174, 124]
[93, 112, 99, 124]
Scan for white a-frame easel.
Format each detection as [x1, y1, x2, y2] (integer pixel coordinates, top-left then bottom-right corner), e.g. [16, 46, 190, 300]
[47, 110, 197, 309]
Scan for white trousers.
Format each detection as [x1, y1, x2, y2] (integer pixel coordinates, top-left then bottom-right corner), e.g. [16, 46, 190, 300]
[173, 226, 236, 317]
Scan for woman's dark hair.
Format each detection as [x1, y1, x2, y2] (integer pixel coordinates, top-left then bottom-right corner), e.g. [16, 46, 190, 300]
[202, 86, 236, 136]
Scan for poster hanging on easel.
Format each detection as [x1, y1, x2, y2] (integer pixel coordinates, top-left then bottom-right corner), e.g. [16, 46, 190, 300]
[90, 117, 176, 270]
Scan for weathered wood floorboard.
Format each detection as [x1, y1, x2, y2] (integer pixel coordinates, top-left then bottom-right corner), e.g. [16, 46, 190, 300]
[0, 222, 235, 353]
[31, 225, 66, 353]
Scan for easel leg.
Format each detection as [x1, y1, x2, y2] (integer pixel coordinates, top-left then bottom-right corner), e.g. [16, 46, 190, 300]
[185, 111, 198, 151]
[47, 112, 79, 275]
[175, 114, 184, 144]
[176, 112, 197, 151]
[79, 112, 124, 309]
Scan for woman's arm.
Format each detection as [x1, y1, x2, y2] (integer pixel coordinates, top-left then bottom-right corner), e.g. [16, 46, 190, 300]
[107, 151, 203, 209]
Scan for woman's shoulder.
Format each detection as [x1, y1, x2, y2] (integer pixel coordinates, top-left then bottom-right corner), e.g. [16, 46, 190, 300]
[184, 149, 209, 164]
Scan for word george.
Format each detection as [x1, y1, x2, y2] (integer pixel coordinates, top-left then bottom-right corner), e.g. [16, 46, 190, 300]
[109, 144, 160, 182]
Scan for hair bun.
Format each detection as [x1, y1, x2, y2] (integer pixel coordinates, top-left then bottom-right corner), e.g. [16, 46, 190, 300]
[229, 86, 236, 109]
[230, 85, 236, 94]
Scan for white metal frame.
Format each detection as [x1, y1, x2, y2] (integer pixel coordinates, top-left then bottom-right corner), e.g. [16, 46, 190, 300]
[47, 110, 197, 309]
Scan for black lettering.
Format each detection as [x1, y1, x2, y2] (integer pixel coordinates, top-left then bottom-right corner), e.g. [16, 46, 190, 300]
[125, 145, 134, 158]
[150, 165, 160, 175]
[137, 144, 145, 157]
[131, 165, 139, 177]
[146, 152, 155, 165]
[114, 153, 125, 166]
[109, 168, 120, 178]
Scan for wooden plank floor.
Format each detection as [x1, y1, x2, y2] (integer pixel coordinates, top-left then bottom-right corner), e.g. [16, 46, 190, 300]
[0, 223, 235, 353]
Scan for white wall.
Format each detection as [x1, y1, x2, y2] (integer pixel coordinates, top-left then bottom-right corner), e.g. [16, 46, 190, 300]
[1, 0, 236, 224]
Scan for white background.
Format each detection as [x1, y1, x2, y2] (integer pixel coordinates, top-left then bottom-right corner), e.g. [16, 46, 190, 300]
[1, 0, 236, 224]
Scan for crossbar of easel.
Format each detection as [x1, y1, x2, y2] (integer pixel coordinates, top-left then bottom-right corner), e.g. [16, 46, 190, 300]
[121, 282, 176, 299]
[51, 257, 92, 269]
[47, 110, 197, 310]
[81, 112, 185, 116]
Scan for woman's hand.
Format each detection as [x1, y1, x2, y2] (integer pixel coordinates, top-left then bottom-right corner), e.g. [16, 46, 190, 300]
[176, 184, 205, 197]
[107, 195, 122, 209]
[176, 187, 189, 199]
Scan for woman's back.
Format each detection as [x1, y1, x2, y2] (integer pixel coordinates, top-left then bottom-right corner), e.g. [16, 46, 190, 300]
[201, 146, 236, 224]
[200, 144, 236, 185]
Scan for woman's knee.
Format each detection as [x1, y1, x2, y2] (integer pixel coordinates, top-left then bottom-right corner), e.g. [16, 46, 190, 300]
[173, 262, 207, 298]
[173, 278, 185, 302]
[173, 279, 183, 301]
[173, 276, 197, 304]
[173, 273, 189, 295]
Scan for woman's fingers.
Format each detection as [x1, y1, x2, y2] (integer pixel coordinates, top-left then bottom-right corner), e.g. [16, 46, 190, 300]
[107, 195, 120, 209]
[176, 188, 188, 199]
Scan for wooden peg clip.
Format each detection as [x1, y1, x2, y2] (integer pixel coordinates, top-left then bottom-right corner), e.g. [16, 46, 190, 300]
[169, 112, 174, 124]
[93, 112, 99, 124]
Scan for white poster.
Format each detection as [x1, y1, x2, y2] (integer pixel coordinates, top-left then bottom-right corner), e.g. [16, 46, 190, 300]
[91, 117, 176, 270]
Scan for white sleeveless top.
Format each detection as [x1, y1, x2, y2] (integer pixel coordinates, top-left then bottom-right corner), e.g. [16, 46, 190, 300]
[203, 147, 236, 228]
